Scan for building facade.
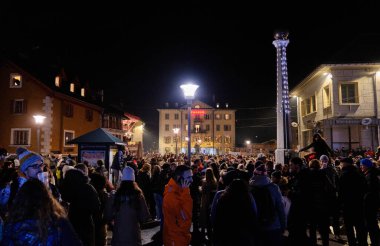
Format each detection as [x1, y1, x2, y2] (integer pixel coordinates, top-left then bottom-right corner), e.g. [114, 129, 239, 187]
[0, 60, 103, 155]
[291, 63, 380, 152]
[158, 100, 236, 155]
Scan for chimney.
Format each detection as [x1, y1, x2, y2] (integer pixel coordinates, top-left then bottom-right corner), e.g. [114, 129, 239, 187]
[165, 102, 169, 108]
[174, 102, 178, 108]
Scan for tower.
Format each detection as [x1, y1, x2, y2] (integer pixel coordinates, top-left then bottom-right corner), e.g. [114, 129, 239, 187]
[273, 31, 292, 164]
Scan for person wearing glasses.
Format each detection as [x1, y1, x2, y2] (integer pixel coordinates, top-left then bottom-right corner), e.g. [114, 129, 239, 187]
[0, 147, 60, 214]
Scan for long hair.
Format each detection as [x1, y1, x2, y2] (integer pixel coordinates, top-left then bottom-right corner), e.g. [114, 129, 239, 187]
[114, 180, 143, 211]
[7, 179, 66, 242]
[204, 168, 217, 186]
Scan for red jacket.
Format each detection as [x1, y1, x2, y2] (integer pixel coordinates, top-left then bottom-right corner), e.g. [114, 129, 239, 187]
[163, 178, 193, 246]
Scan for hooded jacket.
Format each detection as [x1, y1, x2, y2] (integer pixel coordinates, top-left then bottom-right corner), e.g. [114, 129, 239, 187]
[162, 178, 193, 246]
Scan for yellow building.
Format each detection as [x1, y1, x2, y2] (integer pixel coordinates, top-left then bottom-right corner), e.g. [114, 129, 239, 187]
[0, 60, 103, 155]
[158, 100, 236, 155]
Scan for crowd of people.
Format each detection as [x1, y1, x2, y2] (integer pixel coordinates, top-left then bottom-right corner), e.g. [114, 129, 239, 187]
[0, 142, 379, 246]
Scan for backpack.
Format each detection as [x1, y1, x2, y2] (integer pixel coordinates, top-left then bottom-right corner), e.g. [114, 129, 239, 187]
[251, 184, 276, 226]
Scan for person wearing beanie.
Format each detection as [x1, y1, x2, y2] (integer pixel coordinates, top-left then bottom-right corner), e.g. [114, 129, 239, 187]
[0, 147, 53, 215]
[106, 166, 150, 246]
[162, 165, 193, 246]
[360, 158, 380, 245]
[250, 164, 286, 246]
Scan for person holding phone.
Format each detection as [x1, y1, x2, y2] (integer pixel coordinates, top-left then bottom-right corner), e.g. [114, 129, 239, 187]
[162, 165, 193, 246]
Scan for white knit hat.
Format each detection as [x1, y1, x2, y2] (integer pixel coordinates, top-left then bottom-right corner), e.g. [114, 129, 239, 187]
[121, 166, 135, 181]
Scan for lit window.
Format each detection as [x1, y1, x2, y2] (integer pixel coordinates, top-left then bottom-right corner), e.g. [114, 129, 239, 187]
[70, 83, 75, 92]
[10, 74, 22, 88]
[195, 105, 200, 109]
[81, 88, 85, 97]
[225, 136, 231, 144]
[340, 82, 359, 104]
[64, 130, 75, 147]
[323, 86, 330, 108]
[164, 136, 171, 144]
[55, 76, 60, 87]
[224, 114, 230, 120]
[195, 124, 200, 133]
[215, 114, 221, 120]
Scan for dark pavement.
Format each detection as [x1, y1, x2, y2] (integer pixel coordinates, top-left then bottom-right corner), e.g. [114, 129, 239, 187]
[106, 222, 357, 246]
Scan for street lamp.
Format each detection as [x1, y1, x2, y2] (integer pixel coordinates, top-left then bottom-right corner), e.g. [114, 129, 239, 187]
[180, 83, 199, 161]
[33, 115, 46, 154]
[173, 127, 180, 156]
[245, 140, 251, 154]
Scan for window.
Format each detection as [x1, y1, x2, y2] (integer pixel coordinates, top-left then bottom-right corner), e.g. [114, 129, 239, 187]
[301, 95, 317, 116]
[185, 114, 188, 120]
[85, 109, 93, 122]
[185, 125, 188, 131]
[64, 130, 75, 147]
[81, 88, 85, 97]
[11, 99, 27, 114]
[70, 83, 75, 93]
[215, 135, 222, 143]
[340, 82, 359, 104]
[204, 136, 211, 142]
[11, 128, 30, 145]
[173, 124, 180, 129]
[224, 136, 231, 144]
[204, 114, 210, 120]
[55, 76, 60, 87]
[216, 125, 220, 131]
[224, 114, 230, 120]
[323, 86, 331, 108]
[224, 125, 231, 131]
[165, 124, 169, 131]
[215, 114, 221, 120]
[206, 124, 210, 131]
[10, 74, 22, 88]
[174, 113, 179, 120]
[165, 113, 169, 120]
[164, 136, 171, 144]
[64, 103, 74, 117]
[195, 105, 200, 109]
[195, 124, 200, 133]
[194, 114, 201, 121]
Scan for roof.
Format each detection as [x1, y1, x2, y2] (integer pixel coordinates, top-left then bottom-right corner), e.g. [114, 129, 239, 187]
[124, 112, 141, 121]
[67, 128, 126, 145]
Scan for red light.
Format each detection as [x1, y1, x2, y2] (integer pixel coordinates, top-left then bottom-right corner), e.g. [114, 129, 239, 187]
[191, 110, 205, 115]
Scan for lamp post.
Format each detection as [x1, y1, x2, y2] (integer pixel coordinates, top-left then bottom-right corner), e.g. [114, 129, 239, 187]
[173, 127, 180, 156]
[33, 115, 46, 154]
[246, 140, 251, 154]
[180, 83, 199, 161]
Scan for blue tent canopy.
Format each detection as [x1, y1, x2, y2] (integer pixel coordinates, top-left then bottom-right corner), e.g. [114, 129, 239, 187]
[67, 128, 126, 145]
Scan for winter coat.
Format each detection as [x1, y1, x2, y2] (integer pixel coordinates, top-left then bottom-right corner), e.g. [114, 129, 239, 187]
[2, 218, 82, 246]
[249, 175, 286, 232]
[338, 165, 367, 213]
[300, 140, 334, 159]
[163, 178, 193, 246]
[110, 193, 150, 246]
[61, 169, 100, 246]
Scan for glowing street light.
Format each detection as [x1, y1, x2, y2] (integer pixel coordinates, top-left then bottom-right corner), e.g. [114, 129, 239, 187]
[246, 140, 251, 154]
[33, 115, 46, 154]
[180, 83, 199, 160]
[173, 127, 180, 156]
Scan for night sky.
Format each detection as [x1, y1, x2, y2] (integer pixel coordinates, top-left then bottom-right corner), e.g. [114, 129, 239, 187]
[1, 3, 379, 149]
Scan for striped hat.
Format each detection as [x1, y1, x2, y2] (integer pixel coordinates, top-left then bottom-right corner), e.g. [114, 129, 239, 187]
[16, 147, 43, 173]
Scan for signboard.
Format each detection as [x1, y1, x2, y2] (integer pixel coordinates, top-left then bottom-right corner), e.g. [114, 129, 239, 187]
[81, 150, 106, 167]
